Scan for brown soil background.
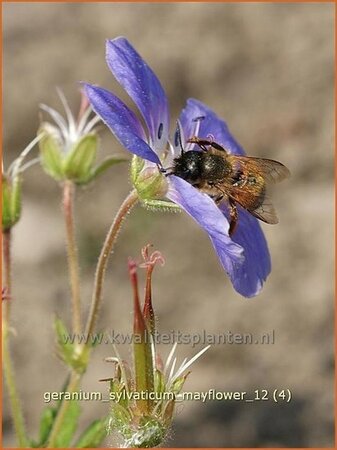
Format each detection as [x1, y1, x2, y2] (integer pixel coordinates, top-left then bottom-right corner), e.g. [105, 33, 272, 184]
[3, 2, 334, 447]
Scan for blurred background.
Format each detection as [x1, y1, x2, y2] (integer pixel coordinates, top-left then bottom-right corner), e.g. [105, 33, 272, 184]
[3, 2, 334, 447]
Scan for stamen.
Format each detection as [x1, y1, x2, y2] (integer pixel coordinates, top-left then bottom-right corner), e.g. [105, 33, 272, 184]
[191, 116, 203, 139]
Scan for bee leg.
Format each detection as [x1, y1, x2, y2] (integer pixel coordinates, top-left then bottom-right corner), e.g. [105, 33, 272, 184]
[228, 198, 238, 236]
[209, 141, 226, 152]
[187, 137, 209, 152]
[213, 194, 224, 205]
[188, 137, 227, 153]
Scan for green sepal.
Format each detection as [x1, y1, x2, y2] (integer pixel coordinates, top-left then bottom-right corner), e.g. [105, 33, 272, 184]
[83, 156, 128, 184]
[154, 369, 165, 394]
[131, 155, 168, 201]
[53, 400, 81, 448]
[10, 174, 22, 225]
[130, 155, 145, 185]
[2, 176, 13, 231]
[38, 129, 64, 181]
[63, 134, 97, 183]
[110, 403, 133, 439]
[171, 372, 189, 394]
[141, 198, 181, 212]
[125, 416, 166, 448]
[74, 418, 108, 448]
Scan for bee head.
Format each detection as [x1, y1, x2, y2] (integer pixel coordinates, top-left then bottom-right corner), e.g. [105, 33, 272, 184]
[172, 151, 203, 184]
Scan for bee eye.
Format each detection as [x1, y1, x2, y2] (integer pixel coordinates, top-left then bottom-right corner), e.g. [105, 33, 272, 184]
[157, 123, 163, 140]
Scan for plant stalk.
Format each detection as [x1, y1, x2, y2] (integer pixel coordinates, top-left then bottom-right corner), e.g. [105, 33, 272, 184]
[85, 189, 139, 337]
[63, 180, 82, 335]
[2, 230, 28, 447]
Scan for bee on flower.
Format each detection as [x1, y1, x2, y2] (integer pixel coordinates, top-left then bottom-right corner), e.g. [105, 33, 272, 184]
[84, 37, 289, 297]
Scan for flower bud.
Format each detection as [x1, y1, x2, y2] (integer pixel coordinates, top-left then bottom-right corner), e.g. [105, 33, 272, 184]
[63, 134, 98, 184]
[2, 173, 22, 231]
[104, 247, 209, 448]
[38, 124, 64, 181]
[131, 155, 168, 201]
[39, 90, 126, 185]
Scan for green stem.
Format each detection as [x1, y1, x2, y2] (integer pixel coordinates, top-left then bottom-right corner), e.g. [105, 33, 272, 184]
[2, 230, 29, 447]
[85, 189, 139, 337]
[3, 230, 11, 323]
[46, 371, 80, 448]
[63, 180, 82, 335]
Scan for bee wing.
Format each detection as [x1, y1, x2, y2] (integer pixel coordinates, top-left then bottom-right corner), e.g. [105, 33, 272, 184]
[241, 195, 279, 224]
[215, 182, 279, 225]
[228, 156, 290, 184]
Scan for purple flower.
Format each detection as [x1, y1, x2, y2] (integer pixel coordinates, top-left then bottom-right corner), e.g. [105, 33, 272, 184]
[83, 37, 271, 297]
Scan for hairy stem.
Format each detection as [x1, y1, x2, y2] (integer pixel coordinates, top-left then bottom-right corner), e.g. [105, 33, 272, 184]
[3, 230, 11, 322]
[85, 189, 139, 337]
[63, 180, 82, 335]
[2, 230, 28, 447]
[46, 371, 80, 448]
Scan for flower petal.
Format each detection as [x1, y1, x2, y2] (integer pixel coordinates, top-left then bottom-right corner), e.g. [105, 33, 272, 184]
[166, 175, 244, 276]
[106, 37, 169, 152]
[220, 204, 271, 297]
[83, 83, 161, 165]
[179, 98, 246, 156]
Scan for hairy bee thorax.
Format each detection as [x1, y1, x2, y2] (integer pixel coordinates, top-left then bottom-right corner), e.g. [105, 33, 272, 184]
[202, 154, 232, 184]
[172, 151, 232, 187]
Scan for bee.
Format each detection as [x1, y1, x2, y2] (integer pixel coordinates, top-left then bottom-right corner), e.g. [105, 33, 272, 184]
[170, 136, 290, 236]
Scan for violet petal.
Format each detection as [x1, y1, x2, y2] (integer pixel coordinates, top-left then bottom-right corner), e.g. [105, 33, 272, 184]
[167, 174, 244, 272]
[83, 83, 161, 165]
[179, 98, 246, 156]
[220, 204, 271, 297]
[106, 37, 169, 152]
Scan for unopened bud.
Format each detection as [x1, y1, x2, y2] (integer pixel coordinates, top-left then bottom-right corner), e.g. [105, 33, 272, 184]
[2, 174, 22, 231]
[131, 155, 168, 201]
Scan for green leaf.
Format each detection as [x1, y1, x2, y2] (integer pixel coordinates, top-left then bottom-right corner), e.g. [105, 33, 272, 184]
[84, 156, 128, 184]
[63, 134, 97, 183]
[54, 317, 75, 367]
[74, 418, 108, 448]
[54, 400, 81, 447]
[38, 406, 57, 446]
[38, 130, 64, 181]
[54, 317, 89, 373]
